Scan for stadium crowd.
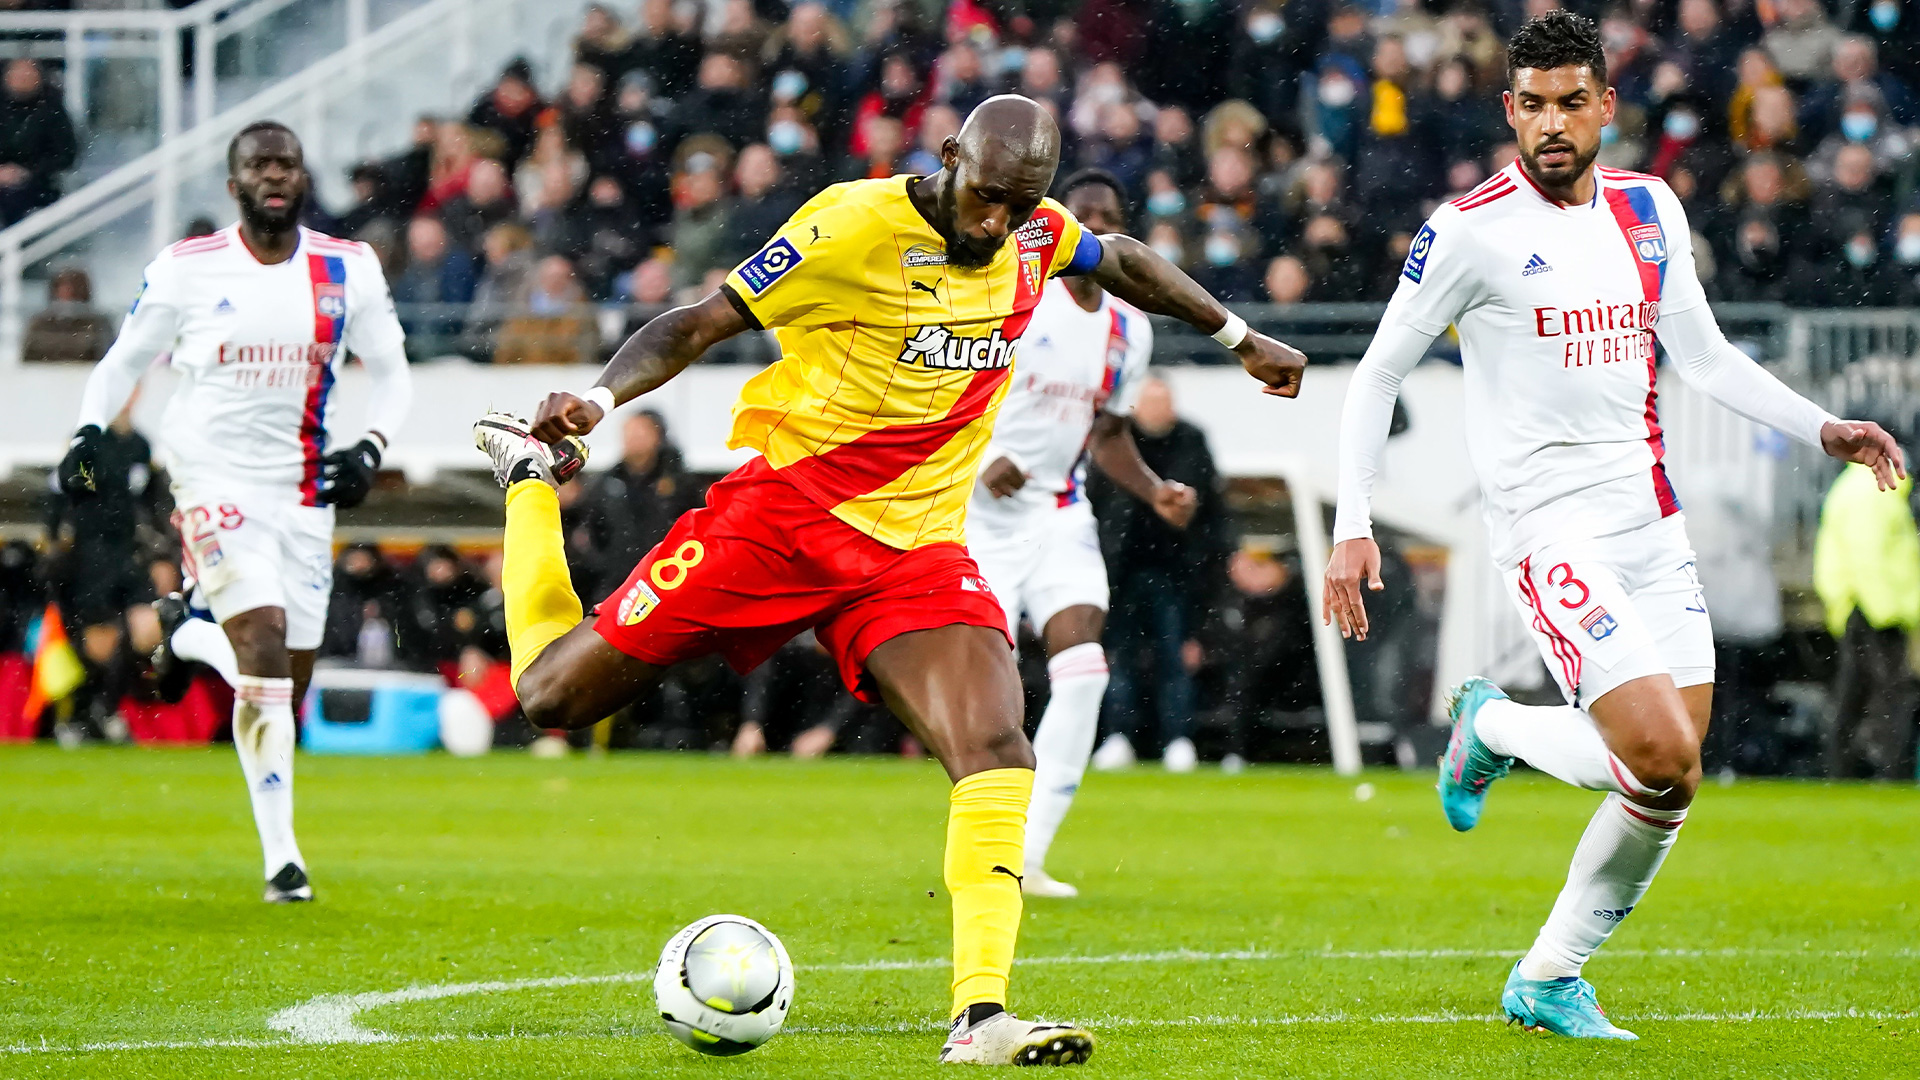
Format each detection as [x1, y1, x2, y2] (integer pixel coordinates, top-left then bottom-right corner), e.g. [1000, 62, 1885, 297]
[27, 0, 1920, 362]
[249, 0, 1920, 330]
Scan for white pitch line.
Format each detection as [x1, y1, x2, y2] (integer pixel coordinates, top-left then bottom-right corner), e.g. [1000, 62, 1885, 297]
[8, 1009, 1913, 1056]
[9, 945, 1912, 1055]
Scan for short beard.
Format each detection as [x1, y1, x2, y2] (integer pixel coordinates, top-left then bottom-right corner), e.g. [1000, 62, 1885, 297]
[937, 175, 1002, 269]
[235, 185, 305, 234]
[1518, 137, 1599, 198]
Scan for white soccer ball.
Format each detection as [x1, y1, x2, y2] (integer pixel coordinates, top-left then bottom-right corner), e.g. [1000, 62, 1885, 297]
[654, 914, 794, 1055]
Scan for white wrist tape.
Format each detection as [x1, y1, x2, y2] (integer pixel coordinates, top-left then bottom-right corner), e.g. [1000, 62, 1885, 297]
[1211, 312, 1249, 349]
[582, 385, 616, 416]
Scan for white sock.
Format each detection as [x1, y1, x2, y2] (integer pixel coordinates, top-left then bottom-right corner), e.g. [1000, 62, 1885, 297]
[233, 676, 304, 879]
[1474, 699, 1666, 799]
[1024, 643, 1108, 873]
[1519, 793, 1686, 979]
[173, 619, 241, 686]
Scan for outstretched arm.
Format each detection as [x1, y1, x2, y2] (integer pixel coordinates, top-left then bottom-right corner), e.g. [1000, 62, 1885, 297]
[1659, 303, 1906, 489]
[1087, 413, 1197, 527]
[529, 288, 748, 443]
[1086, 234, 1306, 397]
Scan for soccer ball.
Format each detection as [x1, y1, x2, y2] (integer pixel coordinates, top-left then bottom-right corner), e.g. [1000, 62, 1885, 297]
[653, 914, 794, 1055]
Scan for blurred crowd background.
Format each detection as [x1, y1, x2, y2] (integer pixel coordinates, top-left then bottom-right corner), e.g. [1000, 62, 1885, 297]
[20, 0, 1920, 363]
[4, 0, 1917, 777]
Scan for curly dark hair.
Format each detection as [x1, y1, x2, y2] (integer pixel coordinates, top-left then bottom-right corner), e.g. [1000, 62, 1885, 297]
[1506, 10, 1608, 87]
[1057, 167, 1130, 226]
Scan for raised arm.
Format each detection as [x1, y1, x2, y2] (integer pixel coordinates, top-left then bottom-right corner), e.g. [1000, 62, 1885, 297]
[1085, 234, 1306, 397]
[528, 288, 748, 443]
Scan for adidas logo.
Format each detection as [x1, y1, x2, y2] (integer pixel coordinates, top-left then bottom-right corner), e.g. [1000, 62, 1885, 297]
[258, 772, 285, 791]
[215, 297, 235, 312]
[1521, 254, 1552, 277]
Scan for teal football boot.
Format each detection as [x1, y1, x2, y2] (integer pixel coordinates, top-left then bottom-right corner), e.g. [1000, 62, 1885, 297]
[1437, 676, 1513, 832]
[1502, 962, 1639, 1040]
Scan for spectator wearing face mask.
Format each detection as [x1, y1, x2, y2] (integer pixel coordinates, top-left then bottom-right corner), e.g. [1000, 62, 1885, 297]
[1849, 0, 1920, 91]
[1801, 35, 1917, 145]
[599, 72, 676, 224]
[1188, 220, 1266, 303]
[1818, 224, 1901, 306]
[1229, 2, 1310, 129]
[761, 3, 851, 148]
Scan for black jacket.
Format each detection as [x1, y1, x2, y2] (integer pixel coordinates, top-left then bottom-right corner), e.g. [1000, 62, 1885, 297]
[1090, 418, 1229, 604]
[0, 88, 75, 210]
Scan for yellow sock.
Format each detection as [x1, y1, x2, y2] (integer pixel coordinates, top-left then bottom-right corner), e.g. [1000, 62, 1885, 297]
[945, 767, 1033, 1018]
[503, 479, 583, 689]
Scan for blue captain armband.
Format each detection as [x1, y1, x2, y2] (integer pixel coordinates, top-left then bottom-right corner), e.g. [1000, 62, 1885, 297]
[1060, 231, 1105, 276]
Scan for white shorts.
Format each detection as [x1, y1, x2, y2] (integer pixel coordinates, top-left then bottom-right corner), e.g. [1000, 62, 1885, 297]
[1504, 514, 1715, 708]
[172, 484, 335, 651]
[969, 500, 1109, 639]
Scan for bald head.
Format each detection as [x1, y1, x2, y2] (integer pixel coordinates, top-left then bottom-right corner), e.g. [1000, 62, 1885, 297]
[954, 94, 1061, 171]
[930, 95, 1061, 269]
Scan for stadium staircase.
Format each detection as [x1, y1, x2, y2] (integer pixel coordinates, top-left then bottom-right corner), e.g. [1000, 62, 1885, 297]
[0, 0, 600, 366]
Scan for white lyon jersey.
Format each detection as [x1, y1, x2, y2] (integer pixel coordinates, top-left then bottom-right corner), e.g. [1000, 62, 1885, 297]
[967, 280, 1152, 535]
[87, 225, 410, 501]
[1352, 162, 1706, 567]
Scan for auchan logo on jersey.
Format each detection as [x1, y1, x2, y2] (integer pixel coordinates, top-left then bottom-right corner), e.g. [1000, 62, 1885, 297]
[217, 341, 337, 365]
[897, 325, 1017, 370]
[1532, 301, 1660, 338]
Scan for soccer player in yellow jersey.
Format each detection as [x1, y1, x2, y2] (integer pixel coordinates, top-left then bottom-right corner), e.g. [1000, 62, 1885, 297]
[471, 96, 1304, 1065]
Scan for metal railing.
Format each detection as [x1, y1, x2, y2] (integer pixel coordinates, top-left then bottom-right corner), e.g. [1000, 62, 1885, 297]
[0, 0, 596, 369]
[0, 0, 387, 179]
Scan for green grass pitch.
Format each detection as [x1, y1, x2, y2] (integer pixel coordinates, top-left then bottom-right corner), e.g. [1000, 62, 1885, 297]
[1, 745, 1914, 1078]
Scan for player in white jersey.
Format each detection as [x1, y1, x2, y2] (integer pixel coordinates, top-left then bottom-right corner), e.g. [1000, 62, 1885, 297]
[1323, 12, 1905, 1039]
[966, 170, 1197, 899]
[58, 122, 412, 902]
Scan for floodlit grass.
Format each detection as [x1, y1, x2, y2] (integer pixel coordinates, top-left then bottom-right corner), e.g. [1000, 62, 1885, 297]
[0, 745, 1914, 1077]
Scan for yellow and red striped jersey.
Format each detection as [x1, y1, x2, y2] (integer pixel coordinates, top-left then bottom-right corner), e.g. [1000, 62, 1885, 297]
[724, 175, 1094, 550]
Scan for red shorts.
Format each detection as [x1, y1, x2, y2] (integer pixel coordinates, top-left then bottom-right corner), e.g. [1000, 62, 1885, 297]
[591, 457, 1011, 701]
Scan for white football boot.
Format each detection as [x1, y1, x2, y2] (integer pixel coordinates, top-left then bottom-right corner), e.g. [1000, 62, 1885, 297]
[1089, 733, 1135, 772]
[1020, 866, 1079, 899]
[1161, 736, 1197, 773]
[939, 1010, 1093, 1066]
[472, 412, 588, 489]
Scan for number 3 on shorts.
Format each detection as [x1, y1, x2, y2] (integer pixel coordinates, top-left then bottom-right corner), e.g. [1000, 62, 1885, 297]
[650, 540, 705, 591]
